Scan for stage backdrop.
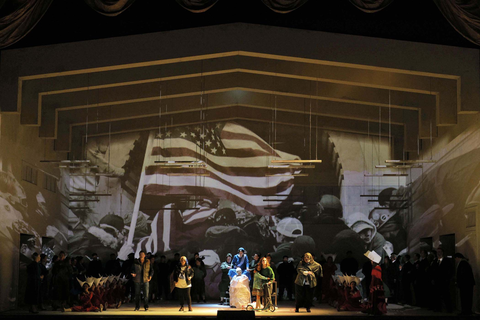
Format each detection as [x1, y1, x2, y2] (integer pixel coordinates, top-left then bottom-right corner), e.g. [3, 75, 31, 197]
[69, 119, 406, 299]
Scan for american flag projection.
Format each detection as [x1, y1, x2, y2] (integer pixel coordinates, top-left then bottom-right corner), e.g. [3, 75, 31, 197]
[142, 122, 302, 216]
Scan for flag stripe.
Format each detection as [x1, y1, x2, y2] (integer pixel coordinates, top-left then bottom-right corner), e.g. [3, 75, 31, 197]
[151, 145, 273, 160]
[221, 122, 280, 157]
[150, 138, 297, 166]
[143, 172, 293, 196]
[143, 184, 291, 215]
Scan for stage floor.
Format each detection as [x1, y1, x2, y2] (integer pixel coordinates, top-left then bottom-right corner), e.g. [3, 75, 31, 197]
[0, 300, 470, 319]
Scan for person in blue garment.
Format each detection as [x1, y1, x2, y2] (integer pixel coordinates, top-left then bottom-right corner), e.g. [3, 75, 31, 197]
[228, 247, 251, 280]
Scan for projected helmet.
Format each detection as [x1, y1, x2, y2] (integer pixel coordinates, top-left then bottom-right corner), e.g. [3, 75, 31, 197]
[275, 217, 303, 238]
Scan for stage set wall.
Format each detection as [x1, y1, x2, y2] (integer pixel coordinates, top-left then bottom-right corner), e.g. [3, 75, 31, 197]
[1, 23, 480, 312]
[0, 113, 65, 312]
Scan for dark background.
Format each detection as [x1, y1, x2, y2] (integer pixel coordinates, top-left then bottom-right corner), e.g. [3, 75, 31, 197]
[4, 0, 478, 51]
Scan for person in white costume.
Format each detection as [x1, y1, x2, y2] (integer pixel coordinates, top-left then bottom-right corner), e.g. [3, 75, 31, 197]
[229, 267, 251, 308]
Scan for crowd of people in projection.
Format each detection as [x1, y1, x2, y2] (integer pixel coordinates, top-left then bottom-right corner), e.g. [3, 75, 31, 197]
[23, 188, 476, 315]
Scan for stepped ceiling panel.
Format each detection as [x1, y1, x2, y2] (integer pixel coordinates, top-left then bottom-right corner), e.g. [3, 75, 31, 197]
[2, 25, 477, 160]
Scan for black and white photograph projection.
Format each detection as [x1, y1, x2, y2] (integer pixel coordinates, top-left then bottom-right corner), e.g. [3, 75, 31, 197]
[65, 119, 409, 299]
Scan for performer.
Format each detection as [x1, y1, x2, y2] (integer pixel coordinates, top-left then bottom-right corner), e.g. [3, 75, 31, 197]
[229, 267, 251, 308]
[322, 254, 337, 305]
[338, 275, 363, 311]
[455, 252, 475, 315]
[362, 250, 387, 315]
[229, 247, 250, 280]
[260, 257, 275, 310]
[131, 251, 153, 311]
[295, 252, 322, 313]
[90, 279, 107, 311]
[25, 252, 43, 313]
[219, 253, 233, 305]
[64, 280, 101, 312]
[252, 263, 269, 309]
[173, 256, 194, 312]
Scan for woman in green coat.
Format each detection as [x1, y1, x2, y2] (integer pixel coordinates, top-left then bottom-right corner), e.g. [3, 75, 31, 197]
[252, 263, 270, 309]
[259, 257, 275, 310]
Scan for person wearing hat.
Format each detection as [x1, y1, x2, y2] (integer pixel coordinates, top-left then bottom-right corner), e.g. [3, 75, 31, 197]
[294, 252, 322, 313]
[90, 279, 107, 311]
[229, 247, 250, 280]
[347, 212, 389, 260]
[64, 280, 101, 312]
[269, 217, 303, 263]
[339, 275, 363, 311]
[455, 252, 475, 315]
[373, 186, 408, 253]
[219, 253, 233, 305]
[362, 251, 387, 315]
[173, 256, 194, 312]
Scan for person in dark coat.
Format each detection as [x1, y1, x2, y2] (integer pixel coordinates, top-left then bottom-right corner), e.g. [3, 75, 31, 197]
[340, 251, 359, 276]
[381, 256, 394, 304]
[121, 252, 135, 302]
[416, 250, 429, 307]
[219, 253, 233, 305]
[87, 253, 103, 277]
[149, 255, 160, 302]
[131, 251, 153, 311]
[105, 253, 122, 276]
[39, 254, 49, 310]
[361, 259, 372, 301]
[52, 251, 72, 310]
[455, 253, 475, 315]
[400, 254, 414, 305]
[277, 255, 295, 301]
[425, 253, 436, 310]
[432, 248, 454, 313]
[191, 258, 207, 303]
[157, 255, 170, 300]
[25, 252, 43, 313]
[391, 253, 401, 304]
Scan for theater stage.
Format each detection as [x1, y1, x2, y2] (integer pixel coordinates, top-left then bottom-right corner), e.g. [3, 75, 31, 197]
[0, 301, 465, 319]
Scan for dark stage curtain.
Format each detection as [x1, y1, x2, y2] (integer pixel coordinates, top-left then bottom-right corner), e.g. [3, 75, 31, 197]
[349, 0, 395, 13]
[0, 0, 53, 49]
[83, 0, 136, 16]
[175, 0, 219, 13]
[260, 0, 308, 13]
[2, 0, 480, 49]
[433, 0, 480, 46]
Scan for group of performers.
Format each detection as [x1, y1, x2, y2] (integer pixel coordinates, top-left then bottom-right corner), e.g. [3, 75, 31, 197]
[221, 247, 386, 315]
[63, 275, 125, 312]
[61, 246, 386, 315]
[324, 250, 387, 315]
[219, 247, 276, 311]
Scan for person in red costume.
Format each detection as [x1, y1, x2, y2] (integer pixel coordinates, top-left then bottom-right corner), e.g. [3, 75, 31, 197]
[338, 276, 363, 311]
[362, 251, 387, 315]
[63, 281, 101, 312]
[91, 278, 108, 311]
